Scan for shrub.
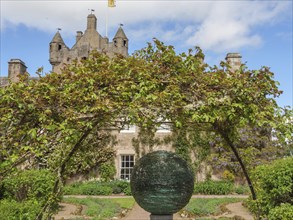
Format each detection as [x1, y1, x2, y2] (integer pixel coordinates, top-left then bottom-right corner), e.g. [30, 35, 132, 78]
[2, 169, 56, 205]
[268, 203, 293, 220]
[193, 180, 234, 195]
[247, 157, 293, 218]
[80, 184, 112, 195]
[110, 180, 130, 194]
[234, 184, 249, 195]
[0, 199, 41, 220]
[123, 184, 132, 196]
[64, 180, 131, 195]
[222, 170, 235, 182]
[99, 162, 116, 182]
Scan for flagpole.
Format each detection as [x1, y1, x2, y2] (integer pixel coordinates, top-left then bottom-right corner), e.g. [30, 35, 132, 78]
[106, 0, 116, 38]
[106, 5, 109, 38]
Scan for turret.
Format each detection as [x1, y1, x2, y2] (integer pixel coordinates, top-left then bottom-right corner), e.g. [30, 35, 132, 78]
[86, 14, 97, 31]
[113, 26, 128, 56]
[8, 59, 27, 82]
[225, 53, 242, 72]
[49, 31, 68, 70]
[76, 31, 83, 43]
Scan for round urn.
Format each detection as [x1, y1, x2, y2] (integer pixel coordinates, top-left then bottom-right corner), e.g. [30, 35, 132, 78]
[130, 150, 194, 215]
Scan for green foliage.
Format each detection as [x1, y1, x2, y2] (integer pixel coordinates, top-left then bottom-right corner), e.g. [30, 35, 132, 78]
[64, 182, 112, 195]
[2, 169, 56, 204]
[98, 162, 116, 182]
[80, 184, 112, 195]
[63, 197, 135, 219]
[268, 203, 293, 220]
[183, 198, 244, 217]
[0, 199, 41, 220]
[123, 184, 132, 196]
[109, 180, 130, 194]
[222, 170, 235, 182]
[63, 180, 131, 195]
[63, 197, 121, 219]
[234, 185, 250, 195]
[173, 129, 192, 164]
[0, 169, 59, 219]
[193, 180, 234, 195]
[1, 39, 289, 217]
[248, 157, 293, 218]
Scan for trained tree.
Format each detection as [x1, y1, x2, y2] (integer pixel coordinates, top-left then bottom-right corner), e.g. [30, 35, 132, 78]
[0, 51, 132, 218]
[0, 40, 290, 218]
[125, 40, 290, 200]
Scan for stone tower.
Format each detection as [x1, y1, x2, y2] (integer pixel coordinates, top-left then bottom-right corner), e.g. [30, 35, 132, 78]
[49, 13, 129, 73]
[225, 53, 242, 71]
[49, 31, 69, 69]
[8, 59, 27, 82]
[113, 26, 128, 57]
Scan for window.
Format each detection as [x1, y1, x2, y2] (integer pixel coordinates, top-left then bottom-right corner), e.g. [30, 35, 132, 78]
[156, 118, 171, 133]
[120, 124, 136, 133]
[156, 122, 171, 132]
[123, 40, 127, 47]
[120, 155, 134, 180]
[58, 44, 62, 50]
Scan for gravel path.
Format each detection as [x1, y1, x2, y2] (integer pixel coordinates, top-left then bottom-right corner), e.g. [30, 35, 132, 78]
[121, 201, 253, 220]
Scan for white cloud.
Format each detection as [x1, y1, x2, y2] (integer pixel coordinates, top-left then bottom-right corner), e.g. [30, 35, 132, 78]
[1, 0, 291, 53]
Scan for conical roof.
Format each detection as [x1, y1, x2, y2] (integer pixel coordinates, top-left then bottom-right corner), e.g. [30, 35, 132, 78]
[114, 27, 128, 39]
[50, 31, 65, 44]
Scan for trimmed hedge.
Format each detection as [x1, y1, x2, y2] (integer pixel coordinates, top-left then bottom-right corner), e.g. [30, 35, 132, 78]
[63, 180, 131, 195]
[193, 180, 234, 195]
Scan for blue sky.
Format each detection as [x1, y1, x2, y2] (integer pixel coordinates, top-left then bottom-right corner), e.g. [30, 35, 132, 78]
[1, 0, 292, 107]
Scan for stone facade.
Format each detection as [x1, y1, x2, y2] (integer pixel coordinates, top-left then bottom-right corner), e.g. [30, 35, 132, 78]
[49, 13, 128, 73]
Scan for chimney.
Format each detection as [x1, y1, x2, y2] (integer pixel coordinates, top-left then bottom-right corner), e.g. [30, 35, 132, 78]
[225, 53, 242, 71]
[76, 31, 83, 42]
[8, 59, 27, 83]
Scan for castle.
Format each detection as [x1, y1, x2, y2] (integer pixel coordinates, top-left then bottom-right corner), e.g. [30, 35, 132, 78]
[1, 13, 242, 181]
[49, 13, 128, 73]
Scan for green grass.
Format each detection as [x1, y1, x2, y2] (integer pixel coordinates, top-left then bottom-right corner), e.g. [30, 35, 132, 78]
[63, 197, 135, 220]
[183, 198, 245, 217]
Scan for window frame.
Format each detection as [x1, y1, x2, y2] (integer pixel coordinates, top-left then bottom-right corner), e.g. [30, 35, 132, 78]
[119, 154, 135, 180]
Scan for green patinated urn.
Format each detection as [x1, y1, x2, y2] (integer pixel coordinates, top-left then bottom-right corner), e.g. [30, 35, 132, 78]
[130, 150, 194, 215]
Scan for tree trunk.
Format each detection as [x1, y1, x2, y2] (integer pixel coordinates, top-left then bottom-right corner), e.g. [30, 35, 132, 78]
[216, 127, 257, 200]
[36, 121, 99, 220]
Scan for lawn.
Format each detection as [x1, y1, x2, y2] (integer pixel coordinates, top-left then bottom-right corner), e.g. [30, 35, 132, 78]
[62, 197, 246, 220]
[63, 197, 135, 220]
